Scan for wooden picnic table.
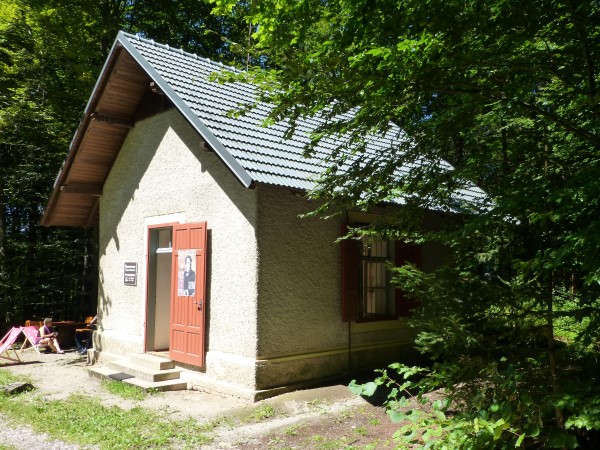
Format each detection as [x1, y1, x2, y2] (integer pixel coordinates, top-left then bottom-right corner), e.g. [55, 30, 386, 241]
[52, 321, 86, 348]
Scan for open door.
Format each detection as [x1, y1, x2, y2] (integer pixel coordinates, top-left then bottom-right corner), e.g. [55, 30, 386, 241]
[169, 222, 207, 366]
[146, 226, 173, 352]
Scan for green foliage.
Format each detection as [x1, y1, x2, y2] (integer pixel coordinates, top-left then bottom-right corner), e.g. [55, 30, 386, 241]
[351, 362, 598, 448]
[0, 0, 103, 326]
[0, 0, 251, 331]
[211, 0, 600, 446]
[125, 0, 252, 66]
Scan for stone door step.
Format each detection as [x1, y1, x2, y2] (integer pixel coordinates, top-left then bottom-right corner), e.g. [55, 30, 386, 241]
[107, 359, 181, 382]
[129, 353, 175, 370]
[124, 377, 188, 392]
[88, 354, 187, 392]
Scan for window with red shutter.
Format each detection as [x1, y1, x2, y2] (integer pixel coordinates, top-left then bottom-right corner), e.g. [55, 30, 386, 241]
[341, 226, 360, 322]
[341, 225, 422, 321]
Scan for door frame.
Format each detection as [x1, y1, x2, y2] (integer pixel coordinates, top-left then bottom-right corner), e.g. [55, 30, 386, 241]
[144, 222, 178, 353]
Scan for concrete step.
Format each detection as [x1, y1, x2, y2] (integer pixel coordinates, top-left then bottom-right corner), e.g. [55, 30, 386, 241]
[107, 359, 182, 382]
[88, 365, 128, 381]
[124, 377, 188, 392]
[87, 366, 187, 392]
[129, 353, 175, 370]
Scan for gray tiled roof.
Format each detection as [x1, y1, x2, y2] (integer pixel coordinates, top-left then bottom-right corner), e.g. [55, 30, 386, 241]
[119, 32, 486, 206]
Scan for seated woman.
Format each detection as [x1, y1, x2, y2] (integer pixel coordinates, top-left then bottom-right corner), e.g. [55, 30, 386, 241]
[39, 318, 64, 354]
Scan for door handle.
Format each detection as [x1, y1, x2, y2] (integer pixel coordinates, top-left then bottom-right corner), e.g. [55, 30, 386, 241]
[193, 299, 203, 311]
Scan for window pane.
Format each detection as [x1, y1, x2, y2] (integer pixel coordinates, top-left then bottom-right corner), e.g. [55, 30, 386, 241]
[363, 261, 389, 315]
[359, 236, 393, 317]
[158, 229, 172, 248]
[362, 240, 388, 258]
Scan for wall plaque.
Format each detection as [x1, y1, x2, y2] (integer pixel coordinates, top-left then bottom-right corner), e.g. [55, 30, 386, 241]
[124, 262, 137, 286]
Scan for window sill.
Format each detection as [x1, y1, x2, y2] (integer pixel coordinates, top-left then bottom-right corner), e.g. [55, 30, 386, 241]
[355, 315, 399, 324]
[351, 317, 409, 332]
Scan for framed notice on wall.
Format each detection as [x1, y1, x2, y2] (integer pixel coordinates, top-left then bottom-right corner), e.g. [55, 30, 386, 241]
[124, 262, 137, 286]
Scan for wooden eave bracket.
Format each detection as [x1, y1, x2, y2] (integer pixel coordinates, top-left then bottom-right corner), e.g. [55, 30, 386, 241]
[150, 81, 164, 95]
[60, 185, 103, 197]
[85, 198, 100, 227]
[90, 112, 134, 129]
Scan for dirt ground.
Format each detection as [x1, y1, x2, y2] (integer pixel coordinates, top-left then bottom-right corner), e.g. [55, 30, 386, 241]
[0, 349, 405, 449]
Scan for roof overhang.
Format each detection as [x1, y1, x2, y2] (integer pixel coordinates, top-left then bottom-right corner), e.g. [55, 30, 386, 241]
[42, 32, 256, 227]
[41, 38, 151, 226]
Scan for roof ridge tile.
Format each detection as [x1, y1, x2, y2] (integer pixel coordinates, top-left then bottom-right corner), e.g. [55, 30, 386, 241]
[123, 31, 240, 74]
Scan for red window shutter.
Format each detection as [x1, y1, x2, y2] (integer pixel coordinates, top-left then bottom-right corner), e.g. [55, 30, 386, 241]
[341, 225, 360, 322]
[395, 241, 421, 317]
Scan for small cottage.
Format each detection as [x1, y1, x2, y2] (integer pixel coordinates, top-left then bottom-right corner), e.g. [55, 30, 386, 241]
[42, 32, 484, 399]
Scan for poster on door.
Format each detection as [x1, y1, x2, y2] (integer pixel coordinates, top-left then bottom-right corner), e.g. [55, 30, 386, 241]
[177, 249, 196, 296]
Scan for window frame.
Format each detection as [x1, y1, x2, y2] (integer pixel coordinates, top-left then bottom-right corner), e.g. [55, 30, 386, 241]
[359, 237, 396, 319]
[341, 225, 421, 322]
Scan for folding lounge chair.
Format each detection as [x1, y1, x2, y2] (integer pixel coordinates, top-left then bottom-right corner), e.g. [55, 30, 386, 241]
[20, 325, 48, 355]
[0, 327, 23, 363]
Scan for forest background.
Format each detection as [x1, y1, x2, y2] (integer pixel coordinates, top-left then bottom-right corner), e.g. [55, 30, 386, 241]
[1, 0, 600, 447]
[0, 0, 249, 327]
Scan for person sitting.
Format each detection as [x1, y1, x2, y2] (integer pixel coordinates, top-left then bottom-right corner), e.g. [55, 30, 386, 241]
[74, 315, 97, 355]
[39, 318, 64, 354]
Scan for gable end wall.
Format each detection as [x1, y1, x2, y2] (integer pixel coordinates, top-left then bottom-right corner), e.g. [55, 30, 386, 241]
[97, 109, 260, 389]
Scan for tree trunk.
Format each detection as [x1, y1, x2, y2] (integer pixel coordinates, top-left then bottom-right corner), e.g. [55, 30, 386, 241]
[0, 143, 6, 315]
[545, 274, 564, 431]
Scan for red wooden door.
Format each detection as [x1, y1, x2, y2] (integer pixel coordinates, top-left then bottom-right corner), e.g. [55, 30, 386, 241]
[169, 222, 207, 366]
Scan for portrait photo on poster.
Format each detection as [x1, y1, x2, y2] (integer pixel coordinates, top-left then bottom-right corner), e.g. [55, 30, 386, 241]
[177, 249, 196, 296]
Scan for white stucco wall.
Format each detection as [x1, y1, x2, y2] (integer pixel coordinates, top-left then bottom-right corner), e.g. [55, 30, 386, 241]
[254, 186, 347, 388]
[253, 187, 418, 390]
[98, 108, 259, 388]
[256, 186, 346, 355]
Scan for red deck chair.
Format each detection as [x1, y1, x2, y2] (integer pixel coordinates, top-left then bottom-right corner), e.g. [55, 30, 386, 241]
[0, 327, 23, 363]
[20, 325, 48, 355]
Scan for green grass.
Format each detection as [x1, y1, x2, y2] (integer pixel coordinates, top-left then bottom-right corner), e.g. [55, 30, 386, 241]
[101, 379, 154, 400]
[310, 434, 354, 449]
[284, 424, 299, 435]
[0, 369, 26, 386]
[0, 391, 213, 449]
[249, 403, 276, 421]
[332, 408, 354, 423]
[353, 426, 369, 436]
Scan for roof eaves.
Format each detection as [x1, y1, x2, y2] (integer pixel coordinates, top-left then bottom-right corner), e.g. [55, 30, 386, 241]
[41, 38, 127, 226]
[117, 31, 254, 188]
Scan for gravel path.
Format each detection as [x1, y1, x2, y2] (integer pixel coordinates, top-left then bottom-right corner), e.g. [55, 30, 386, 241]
[0, 414, 89, 450]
